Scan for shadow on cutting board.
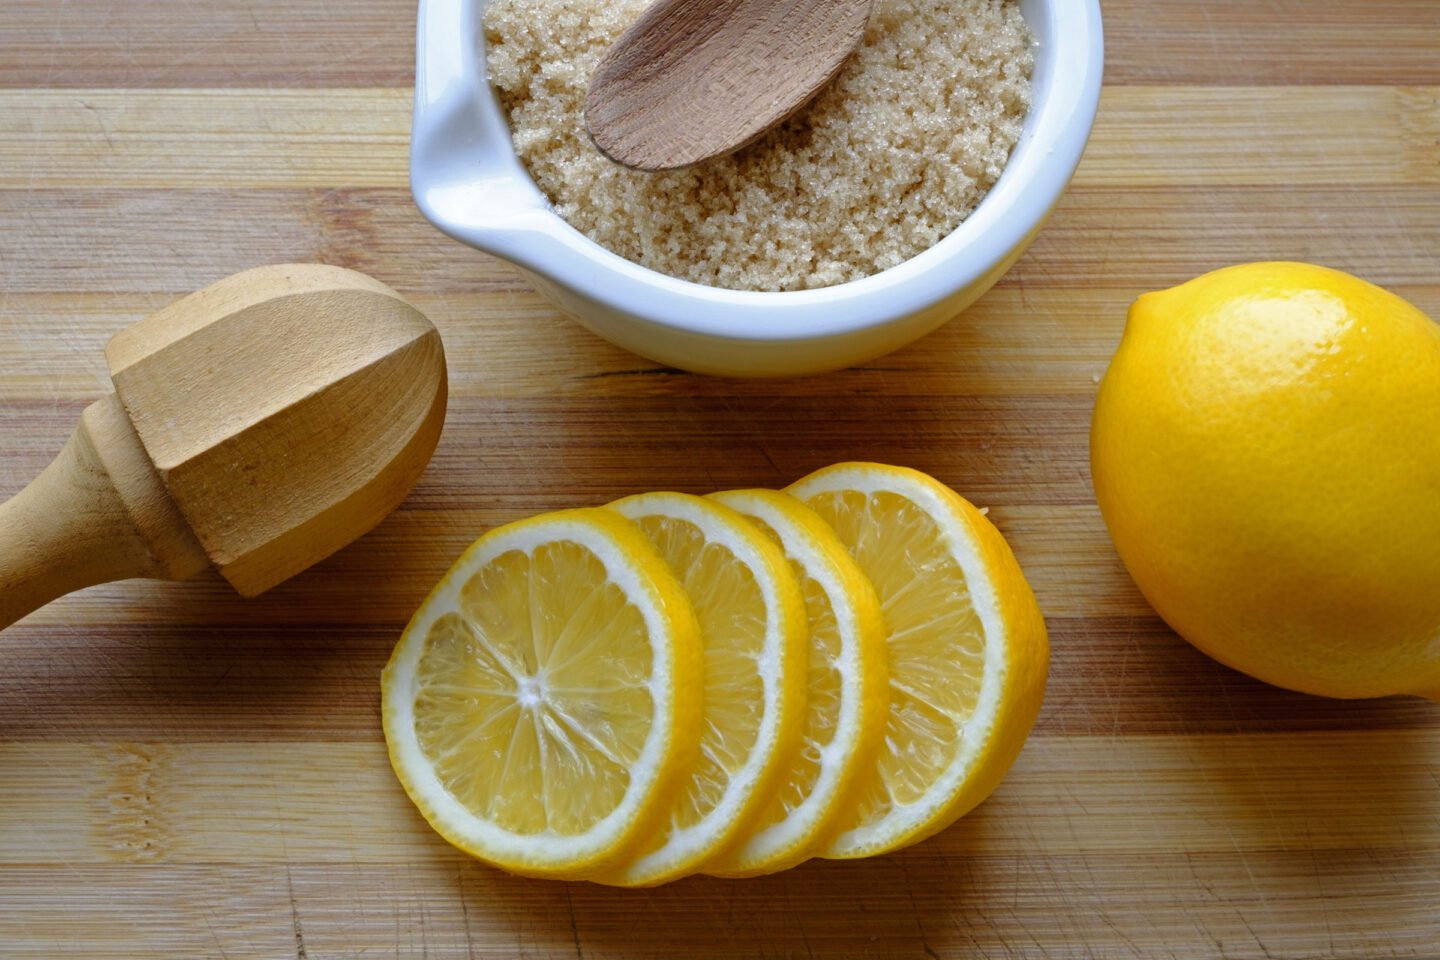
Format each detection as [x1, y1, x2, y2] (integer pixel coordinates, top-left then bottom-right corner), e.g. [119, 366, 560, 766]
[0, 493, 448, 741]
[450, 720, 1438, 959]
[464, 813, 1021, 959]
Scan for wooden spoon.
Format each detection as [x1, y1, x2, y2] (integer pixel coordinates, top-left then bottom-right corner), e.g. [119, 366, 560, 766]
[0, 264, 448, 628]
[586, 0, 871, 171]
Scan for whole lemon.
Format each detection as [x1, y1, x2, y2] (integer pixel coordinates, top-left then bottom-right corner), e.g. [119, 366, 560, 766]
[1091, 262, 1440, 700]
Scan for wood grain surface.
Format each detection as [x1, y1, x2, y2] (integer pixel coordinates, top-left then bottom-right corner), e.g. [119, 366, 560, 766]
[1, 1, 1438, 957]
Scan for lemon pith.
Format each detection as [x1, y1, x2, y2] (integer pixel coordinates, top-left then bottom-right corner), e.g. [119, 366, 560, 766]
[381, 508, 702, 878]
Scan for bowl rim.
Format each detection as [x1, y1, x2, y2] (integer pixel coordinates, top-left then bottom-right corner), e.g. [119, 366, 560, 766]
[411, 0, 1104, 343]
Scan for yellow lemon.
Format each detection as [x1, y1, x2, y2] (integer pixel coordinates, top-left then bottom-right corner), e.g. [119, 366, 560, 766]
[788, 463, 1048, 859]
[704, 489, 889, 877]
[1091, 262, 1440, 700]
[597, 492, 808, 886]
[381, 509, 703, 879]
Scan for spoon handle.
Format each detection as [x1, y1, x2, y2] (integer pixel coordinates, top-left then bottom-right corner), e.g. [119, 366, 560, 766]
[0, 395, 208, 629]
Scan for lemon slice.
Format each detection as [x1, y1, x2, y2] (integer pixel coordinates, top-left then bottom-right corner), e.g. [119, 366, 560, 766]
[381, 508, 703, 879]
[705, 489, 889, 877]
[597, 492, 808, 886]
[787, 463, 1048, 859]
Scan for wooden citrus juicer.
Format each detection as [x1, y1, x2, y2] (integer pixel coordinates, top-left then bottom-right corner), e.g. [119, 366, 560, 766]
[585, 0, 872, 170]
[0, 264, 448, 629]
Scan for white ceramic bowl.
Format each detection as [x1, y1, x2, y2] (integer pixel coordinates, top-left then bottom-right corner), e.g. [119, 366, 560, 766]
[411, 0, 1104, 377]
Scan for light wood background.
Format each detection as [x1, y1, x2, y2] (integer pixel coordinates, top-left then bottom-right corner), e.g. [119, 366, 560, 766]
[1, 1, 1437, 957]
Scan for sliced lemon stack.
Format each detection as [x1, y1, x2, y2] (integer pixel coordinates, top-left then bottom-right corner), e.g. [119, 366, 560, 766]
[381, 464, 1047, 883]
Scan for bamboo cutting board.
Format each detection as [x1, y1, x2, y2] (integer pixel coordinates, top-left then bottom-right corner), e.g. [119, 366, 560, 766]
[1, 1, 1437, 957]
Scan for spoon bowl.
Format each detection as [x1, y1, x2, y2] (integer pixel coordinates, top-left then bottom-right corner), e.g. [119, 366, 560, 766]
[586, 0, 872, 171]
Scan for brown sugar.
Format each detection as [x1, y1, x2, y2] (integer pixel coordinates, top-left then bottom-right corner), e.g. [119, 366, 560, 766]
[485, 0, 1034, 292]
